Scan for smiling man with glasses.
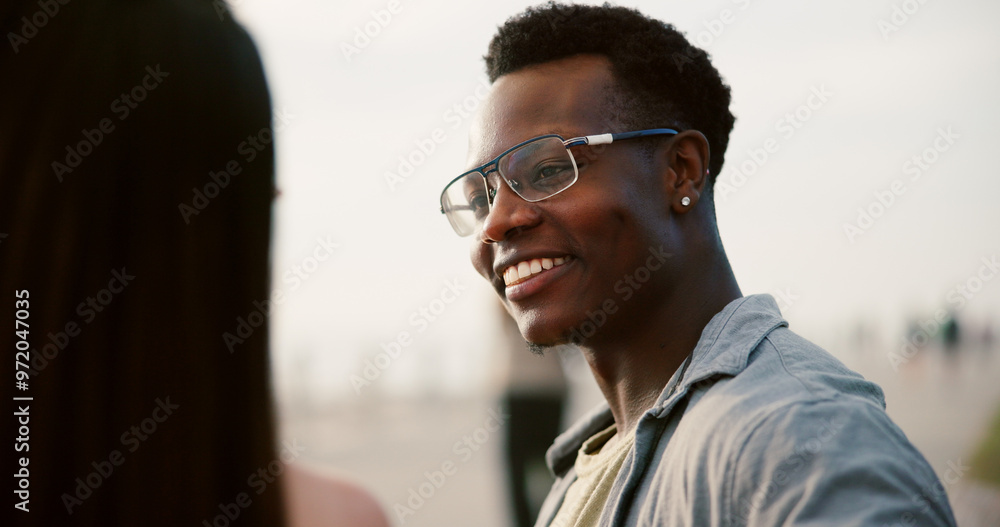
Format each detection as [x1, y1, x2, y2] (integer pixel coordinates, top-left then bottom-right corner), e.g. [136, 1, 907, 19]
[441, 3, 956, 526]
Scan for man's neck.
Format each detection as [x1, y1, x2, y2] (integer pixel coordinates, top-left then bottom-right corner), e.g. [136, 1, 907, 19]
[578, 257, 742, 437]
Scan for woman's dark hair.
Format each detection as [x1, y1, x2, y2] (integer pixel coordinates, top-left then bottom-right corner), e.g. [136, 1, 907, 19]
[1, 1, 284, 524]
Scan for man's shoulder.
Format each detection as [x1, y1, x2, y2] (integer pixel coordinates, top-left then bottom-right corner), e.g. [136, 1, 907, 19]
[676, 325, 888, 454]
[653, 330, 955, 525]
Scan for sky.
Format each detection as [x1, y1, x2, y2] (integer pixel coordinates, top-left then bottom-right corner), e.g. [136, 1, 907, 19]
[225, 0, 1000, 400]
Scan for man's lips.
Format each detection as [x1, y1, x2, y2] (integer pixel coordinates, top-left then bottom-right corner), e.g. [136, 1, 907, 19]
[497, 256, 575, 302]
[501, 255, 572, 286]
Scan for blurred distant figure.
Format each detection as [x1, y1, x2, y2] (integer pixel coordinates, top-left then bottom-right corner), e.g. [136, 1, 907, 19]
[942, 311, 961, 355]
[496, 303, 568, 527]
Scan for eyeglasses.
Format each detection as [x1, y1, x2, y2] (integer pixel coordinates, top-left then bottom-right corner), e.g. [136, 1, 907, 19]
[439, 128, 679, 237]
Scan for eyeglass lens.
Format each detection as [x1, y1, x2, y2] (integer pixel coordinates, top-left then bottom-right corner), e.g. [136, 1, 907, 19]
[442, 136, 578, 236]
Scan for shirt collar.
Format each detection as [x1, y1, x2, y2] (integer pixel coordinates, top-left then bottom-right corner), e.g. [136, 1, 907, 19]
[545, 294, 788, 476]
[661, 294, 788, 403]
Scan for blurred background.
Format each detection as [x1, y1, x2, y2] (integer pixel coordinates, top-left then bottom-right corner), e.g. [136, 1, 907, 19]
[219, 0, 1000, 525]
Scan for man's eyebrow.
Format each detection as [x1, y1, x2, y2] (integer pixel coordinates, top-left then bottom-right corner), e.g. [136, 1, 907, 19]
[465, 128, 591, 169]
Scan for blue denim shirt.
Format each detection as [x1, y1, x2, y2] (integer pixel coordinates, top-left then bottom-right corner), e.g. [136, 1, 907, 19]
[535, 295, 957, 526]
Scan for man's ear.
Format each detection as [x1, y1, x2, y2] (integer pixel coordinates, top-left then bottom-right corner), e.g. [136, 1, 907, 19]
[661, 130, 710, 213]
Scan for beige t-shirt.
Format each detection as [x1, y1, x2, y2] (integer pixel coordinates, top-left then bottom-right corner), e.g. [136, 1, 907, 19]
[549, 424, 636, 527]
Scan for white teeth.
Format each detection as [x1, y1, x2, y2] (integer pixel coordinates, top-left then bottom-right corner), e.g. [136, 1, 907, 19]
[502, 256, 571, 286]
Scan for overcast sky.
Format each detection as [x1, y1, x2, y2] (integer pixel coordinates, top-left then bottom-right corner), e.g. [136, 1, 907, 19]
[227, 0, 1000, 399]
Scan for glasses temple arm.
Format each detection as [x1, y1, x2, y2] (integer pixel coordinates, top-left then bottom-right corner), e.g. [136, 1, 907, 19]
[569, 128, 680, 147]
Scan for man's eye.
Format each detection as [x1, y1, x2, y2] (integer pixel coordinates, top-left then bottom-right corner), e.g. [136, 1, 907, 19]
[538, 166, 561, 178]
[531, 162, 574, 186]
[469, 193, 489, 218]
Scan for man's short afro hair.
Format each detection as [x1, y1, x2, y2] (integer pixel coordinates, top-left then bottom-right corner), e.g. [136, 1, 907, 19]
[485, 2, 736, 185]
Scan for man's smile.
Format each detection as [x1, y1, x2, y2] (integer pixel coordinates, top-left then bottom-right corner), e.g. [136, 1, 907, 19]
[502, 255, 572, 286]
[501, 256, 576, 302]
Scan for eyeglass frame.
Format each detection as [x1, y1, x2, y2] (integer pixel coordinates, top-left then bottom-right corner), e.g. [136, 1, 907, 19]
[439, 128, 680, 235]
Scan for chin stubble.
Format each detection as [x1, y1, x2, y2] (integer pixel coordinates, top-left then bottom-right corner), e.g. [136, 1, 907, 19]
[525, 341, 552, 357]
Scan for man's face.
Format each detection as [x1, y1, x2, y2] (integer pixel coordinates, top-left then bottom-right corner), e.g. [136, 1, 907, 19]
[467, 54, 674, 346]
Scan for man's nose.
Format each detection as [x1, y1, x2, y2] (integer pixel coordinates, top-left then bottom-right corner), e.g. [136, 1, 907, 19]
[479, 177, 541, 243]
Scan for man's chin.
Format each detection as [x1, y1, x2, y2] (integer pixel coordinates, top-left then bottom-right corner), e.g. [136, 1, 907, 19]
[518, 323, 569, 350]
[517, 312, 597, 349]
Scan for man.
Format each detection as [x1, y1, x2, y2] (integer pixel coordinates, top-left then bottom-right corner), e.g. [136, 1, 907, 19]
[438, 3, 956, 526]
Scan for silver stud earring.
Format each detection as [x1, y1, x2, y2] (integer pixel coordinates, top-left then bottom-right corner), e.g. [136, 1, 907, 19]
[681, 196, 691, 207]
